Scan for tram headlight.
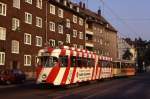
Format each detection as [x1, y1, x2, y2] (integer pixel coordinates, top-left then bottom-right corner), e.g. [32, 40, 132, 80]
[42, 74, 47, 79]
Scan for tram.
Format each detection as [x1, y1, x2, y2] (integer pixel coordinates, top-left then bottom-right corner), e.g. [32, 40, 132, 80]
[36, 46, 135, 86]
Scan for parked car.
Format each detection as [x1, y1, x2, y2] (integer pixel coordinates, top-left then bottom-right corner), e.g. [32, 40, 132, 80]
[0, 69, 26, 84]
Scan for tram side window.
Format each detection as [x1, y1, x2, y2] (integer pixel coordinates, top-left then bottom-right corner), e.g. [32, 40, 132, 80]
[87, 58, 91, 67]
[76, 57, 82, 67]
[59, 56, 68, 67]
[82, 58, 88, 67]
[117, 62, 121, 68]
[71, 56, 76, 67]
[121, 63, 125, 68]
[102, 61, 108, 67]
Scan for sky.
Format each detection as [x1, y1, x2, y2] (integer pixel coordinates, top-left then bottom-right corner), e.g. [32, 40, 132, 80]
[73, 0, 150, 40]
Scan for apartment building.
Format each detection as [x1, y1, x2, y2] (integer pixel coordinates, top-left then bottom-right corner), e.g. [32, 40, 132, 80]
[0, 0, 85, 78]
[80, 3, 118, 60]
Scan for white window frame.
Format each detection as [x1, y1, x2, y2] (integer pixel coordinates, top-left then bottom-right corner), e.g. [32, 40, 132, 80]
[12, 18, 20, 31]
[25, 12, 32, 24]
[0, 2, 7, 16]
[36, 36, 42, 47]
[79, 45, 84, 49]
[58, 8, 63, 18]
[24, 33, 31, 45]
[24, 55, 31, 66]
[0, 52, 5, 65]
[50, 4, 55, 15]
[73, 44, 77, 48]
[73, 15, 77, 23]
[11, 40, 19, 54]
[49, 21, 55, 32]
[66, 34, 70, 43]
[73, 29, 77, 38]
[79, 18, 83, 26]
[49, 39, 55, 47]
[36, 0, 42, 9]
[13, 0, 20, 9]
[79, 31, 83, 39]
[36, 16, 42, 28]
[25, 0, 32, 4]
[0, 27, 6, 40]
[58, 24, 63, 34]
[66, 19, 70, 28]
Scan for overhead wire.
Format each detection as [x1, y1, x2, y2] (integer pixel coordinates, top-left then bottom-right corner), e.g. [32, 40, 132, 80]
[99, 0, 141, 39]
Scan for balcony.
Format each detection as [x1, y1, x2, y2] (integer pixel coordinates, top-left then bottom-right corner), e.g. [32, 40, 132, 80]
[86, 29, 94, 35]
[85, 40, 94, 47]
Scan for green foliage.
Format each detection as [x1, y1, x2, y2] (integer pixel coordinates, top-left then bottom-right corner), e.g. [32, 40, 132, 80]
[122, 49, 133, 60]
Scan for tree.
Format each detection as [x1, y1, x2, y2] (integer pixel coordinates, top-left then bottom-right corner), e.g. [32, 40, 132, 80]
[122, 48, 133, 60]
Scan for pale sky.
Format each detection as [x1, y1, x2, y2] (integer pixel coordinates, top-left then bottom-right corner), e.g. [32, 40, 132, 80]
[73, 0, 150, 40]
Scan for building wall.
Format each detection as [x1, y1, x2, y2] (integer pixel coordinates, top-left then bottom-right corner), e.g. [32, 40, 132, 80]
[0, 0, 85, 78]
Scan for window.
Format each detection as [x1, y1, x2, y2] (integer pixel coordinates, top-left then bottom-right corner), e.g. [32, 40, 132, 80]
[73, 15, 77, 23]
[0, 27, 6, 40]
[25, 12, 32, 24]
[79, 32, 83, 39]
[73, 44, 77, 48]
[36, 0, 42, 9]
[36, 36, 42, 47]
[79, 18, 83, 26]
[12, 18, 20, 31]
[49, 21, 55, 31]
[25, 0, 32, 4]
[0, 52, 5, 65]
[100, 38, 103, 45]
[58, 8, 63, 18]
[59, 56, 68, 67]
[79, 45, 84, 49]
[11, 40, 19, 54]
[50, 4, 55, 15]
[24, 55, 31, 66]
[36, 17, 42, 28]
[58, 41, 63, 46]
[66, 19, 70, 28]
[73, 29, 77, 38]
[24, 33, 31, 45]
[49, 39, 55, 47]
[71, 56, 76, 67]
[100, 29, 103, 34]
[13, 0, 20, 9]
[0, 2, 6, 16]
[58, 25, 63, 34]
[66, 34, 70, 43]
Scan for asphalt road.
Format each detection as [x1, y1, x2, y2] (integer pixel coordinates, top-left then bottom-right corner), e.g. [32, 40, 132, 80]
[0, 72, 150, 99]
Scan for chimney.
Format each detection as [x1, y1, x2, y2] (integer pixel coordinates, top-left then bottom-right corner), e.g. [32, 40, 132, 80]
[76, 6, 79, 12]
[69, 3, 73, 9]
[63, 0, 67, 6]
[79, 1, 82, 8]
[83, 3, 85, 9]
[98, 9, 101, 16]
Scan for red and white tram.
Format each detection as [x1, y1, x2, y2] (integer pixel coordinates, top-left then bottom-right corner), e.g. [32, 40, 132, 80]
[36, 46, 112, 85]
[36, 46, 136, 86]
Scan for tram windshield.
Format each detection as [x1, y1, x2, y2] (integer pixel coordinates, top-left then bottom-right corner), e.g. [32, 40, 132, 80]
[38, 56, 58, 67]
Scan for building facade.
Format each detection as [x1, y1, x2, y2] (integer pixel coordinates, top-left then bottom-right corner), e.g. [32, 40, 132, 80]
[80, 4, 118, 60]
[117, 37, 137, 61]
[0, 0, 118, 78]
[0, 0, 85, 78]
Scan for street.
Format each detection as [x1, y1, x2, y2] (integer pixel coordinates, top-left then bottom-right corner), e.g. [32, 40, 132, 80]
[0, 72, 150, 99]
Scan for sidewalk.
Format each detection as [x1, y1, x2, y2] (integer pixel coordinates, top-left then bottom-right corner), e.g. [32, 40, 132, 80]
[0, 80, 35, 90]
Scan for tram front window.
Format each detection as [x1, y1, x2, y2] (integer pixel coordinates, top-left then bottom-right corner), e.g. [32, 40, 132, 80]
[38, 56, 58, 67]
